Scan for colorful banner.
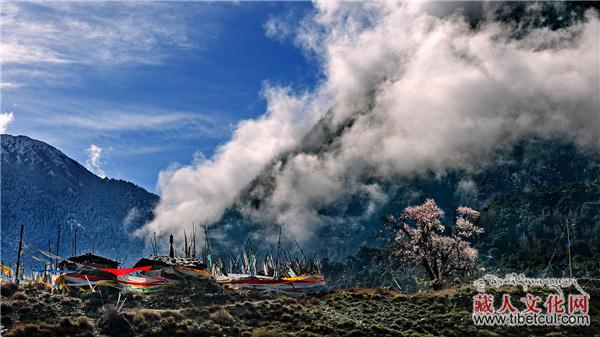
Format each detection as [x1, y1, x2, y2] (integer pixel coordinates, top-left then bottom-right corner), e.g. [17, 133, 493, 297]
[1, 264, 13, 278]
[101, 265, 153, 276]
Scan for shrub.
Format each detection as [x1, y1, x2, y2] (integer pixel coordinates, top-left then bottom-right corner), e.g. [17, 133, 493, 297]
[251, 327, 288, 337]
[12, 292, 27, 301]
[280, 313, 293, 322]
[74, 317, 93, 330]
[308, 297, 320, 305]
[97, 304, 134, 336]
[1, 302, 13, 314]
[160, 310, 183, 319]
[345, 330, 364, 337]
[1, 282, 18, 297]
[209, 308, 235, 326]
[133, 309, 159, 323]
[17, 306, 31, 315]
[5, 319, 93, 337]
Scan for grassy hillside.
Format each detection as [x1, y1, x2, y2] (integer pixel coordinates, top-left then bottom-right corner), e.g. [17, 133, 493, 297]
[2, 279, 598, 337]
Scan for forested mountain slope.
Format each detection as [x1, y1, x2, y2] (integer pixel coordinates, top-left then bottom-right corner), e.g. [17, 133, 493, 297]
[0, 134, 158, 268]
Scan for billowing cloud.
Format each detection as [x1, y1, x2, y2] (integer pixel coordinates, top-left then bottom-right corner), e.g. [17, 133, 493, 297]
[85, 144, 106, 178]
[247, 2, 600, 240]
[137, 86, 332, 240]
[0, 112, 15, 133]
[142, 2, 599, 245]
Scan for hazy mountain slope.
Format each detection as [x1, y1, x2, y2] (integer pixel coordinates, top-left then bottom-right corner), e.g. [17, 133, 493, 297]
[208, 134, 600, 260]
[0, 134, 158, 268]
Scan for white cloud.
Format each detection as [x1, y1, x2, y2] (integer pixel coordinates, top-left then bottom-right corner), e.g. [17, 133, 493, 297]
[0, 82, 22, 89]
[0, 2, 213, 89]
[264, 15, 292, 41]
[456, 178, 478, 198]
[85, 144, 106, 178]
[141, 3, 600, 245]
[0, 112, 15, 133]
[15, 92, 228, 138]
[136, 85, 332, 241]
[0, 2, 196, 66]
[247, 3, 600, 241]
[44, 111, 216, 132]
[0, 42, 71, 65]
[123, 207, 140, 228]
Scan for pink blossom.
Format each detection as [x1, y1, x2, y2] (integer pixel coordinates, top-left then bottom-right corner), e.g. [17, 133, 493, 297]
[457, 206, 480, 219]
[388, 198, 483, 287]
[455, 217, 484, 238]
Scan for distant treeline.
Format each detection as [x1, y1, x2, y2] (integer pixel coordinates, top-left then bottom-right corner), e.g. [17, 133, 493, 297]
[323, 181, 600, 290]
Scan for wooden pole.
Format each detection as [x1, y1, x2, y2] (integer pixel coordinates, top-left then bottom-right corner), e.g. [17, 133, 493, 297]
[203, 225, 211, 267]
[203, 225, 211, 255]
[74, 227, 77, 256]
[15, 224, 24, 286]
[152, 232, 157, 256]
[275, 225, 282, 278]
[47, 239, 51, 269]
[192, 224, 196, 259]
[55, 223, 61, 269]
[294, 238, 308, 263]
[184, 229, 188, 258]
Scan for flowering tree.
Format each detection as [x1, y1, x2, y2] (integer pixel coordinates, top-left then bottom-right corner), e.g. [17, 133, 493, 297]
[385, 199, 483, 288]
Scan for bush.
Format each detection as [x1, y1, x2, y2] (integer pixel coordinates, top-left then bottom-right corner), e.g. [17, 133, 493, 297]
[209, 308, 235, 326]
[133, 309, 159, 323]
[74, 317, 93, 330]
[0, 315, 12, 327]
[159, 310, 183, 320]
[280, 313, 293, 322]
[1, 302, 13, 314]
[4, 318, 93, 337]
[251, 327, 289, 337]
[12, 292, 27, 301]
[1, 282, 18, 297]
[97, 304, 134, 336]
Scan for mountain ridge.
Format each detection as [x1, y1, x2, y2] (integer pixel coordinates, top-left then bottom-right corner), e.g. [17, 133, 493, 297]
[1, 134, 159, 268]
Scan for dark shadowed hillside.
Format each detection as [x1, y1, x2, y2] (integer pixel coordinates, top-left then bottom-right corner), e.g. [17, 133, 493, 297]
[0, 134, 158, 268]
[477, 181, 600, 277]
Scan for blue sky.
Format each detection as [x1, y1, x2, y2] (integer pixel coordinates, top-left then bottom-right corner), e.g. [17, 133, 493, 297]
[1, 1, 319, 192]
